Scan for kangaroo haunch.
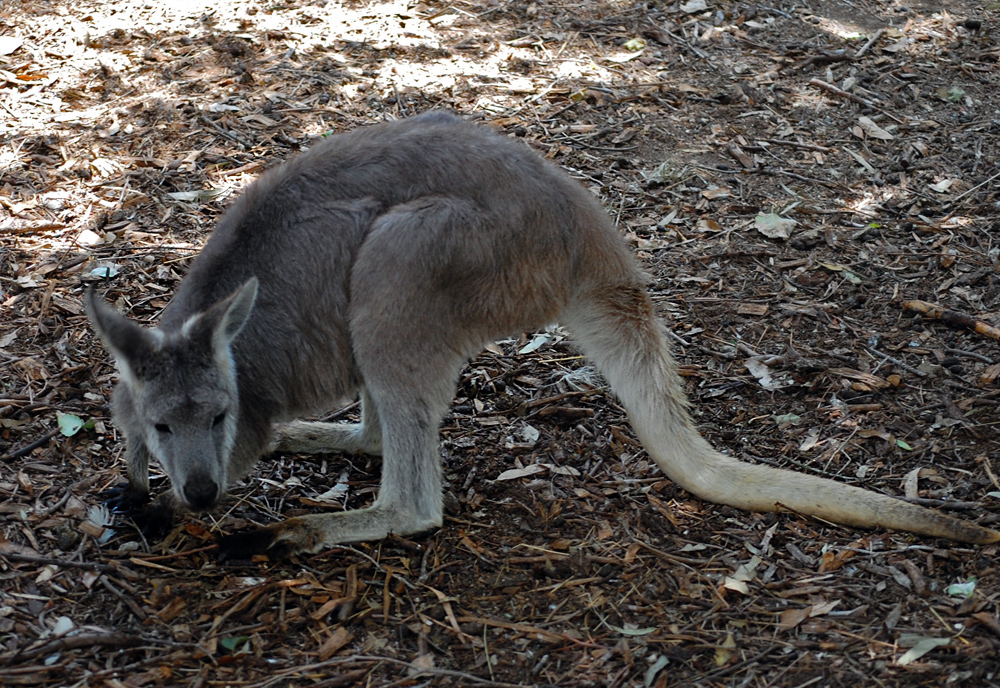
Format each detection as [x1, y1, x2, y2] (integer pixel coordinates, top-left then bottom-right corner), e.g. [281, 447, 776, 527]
[86, 112, 1000, 558]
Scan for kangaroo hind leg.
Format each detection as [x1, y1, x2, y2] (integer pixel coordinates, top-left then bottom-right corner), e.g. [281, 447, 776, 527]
[273, 387, 383, 456]
[219, 352, 463, 560]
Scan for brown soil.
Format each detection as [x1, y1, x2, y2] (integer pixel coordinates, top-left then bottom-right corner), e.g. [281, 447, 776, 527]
[2, 0, 1000, 686]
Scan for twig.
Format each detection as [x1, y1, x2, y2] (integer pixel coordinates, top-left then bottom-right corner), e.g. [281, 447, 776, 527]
[945, 347, 994, 365]
[903, 300, 1000, 340]
[658, 28, 716, 68]
[808, 78, 875, 108]
[199, 114, 253, 148]
[808, 78, 905, 124]
[762, 139, 832, 152]
[306, 670, 371, 688]
[100, 576, 148, 621]
[854, 29, 885, 59]
[863, 345, 926, 377]
[1, 428, 60, 461]
[946, 168, 1000, 206]
[37, 489, 72, 518]
[245, 654, 528, 688]
[791, 49, 851, 71]
[0, 552, 140, 580]
[1, 633, 144, 663]
[131, 543, 218, 562]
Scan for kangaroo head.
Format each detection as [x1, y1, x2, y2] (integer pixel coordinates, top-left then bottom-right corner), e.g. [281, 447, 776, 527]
[86, 278, 258, 511]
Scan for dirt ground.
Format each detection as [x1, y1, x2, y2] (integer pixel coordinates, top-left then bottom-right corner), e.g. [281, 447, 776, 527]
[2, 0, 1000, 685]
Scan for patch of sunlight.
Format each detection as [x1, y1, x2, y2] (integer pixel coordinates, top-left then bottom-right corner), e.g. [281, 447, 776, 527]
[812, 16, 867, 41]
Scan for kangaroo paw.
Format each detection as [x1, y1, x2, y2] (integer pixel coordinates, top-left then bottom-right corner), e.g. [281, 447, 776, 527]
[101, 482, 150, 514]
[131, 499, 179, 539]
[216, 517, 323, 561]
[102, 484, 178, 540]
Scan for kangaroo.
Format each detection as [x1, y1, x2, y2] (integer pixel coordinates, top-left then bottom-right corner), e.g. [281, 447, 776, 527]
[86, 112, 999, 558]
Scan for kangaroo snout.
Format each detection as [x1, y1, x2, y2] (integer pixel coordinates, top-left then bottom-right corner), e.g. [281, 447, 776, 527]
[183, 474, 220, 511]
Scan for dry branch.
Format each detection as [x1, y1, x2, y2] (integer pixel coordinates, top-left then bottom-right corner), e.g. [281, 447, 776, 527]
[1, 633, 145, 663]
[903, 300, 1000, 340]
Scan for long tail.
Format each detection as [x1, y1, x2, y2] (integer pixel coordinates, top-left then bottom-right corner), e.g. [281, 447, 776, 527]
[565, 286, 1000, 545]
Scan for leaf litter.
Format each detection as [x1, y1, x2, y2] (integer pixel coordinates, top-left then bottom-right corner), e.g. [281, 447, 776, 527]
[2, 0, 1000, 686]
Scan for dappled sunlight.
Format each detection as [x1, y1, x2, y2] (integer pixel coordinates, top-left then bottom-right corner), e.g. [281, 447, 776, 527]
[2, 2, 999, 683]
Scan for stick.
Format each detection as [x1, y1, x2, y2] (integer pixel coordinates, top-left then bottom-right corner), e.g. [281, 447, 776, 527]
[0, 552, 140, 579]
[1, 428, 60, 461]
[808, 78, 874, 108]
[854, 28, 885, 59]
[903, 300, 1000, 340]
[1, 633, 144, 663]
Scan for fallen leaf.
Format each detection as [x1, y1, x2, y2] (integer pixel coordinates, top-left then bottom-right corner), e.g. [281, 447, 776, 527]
[897, 637, 949, 666]
[903, 466, 921, 498]
[495, 464, 546, 481]
[543, 463, 580, 476]
[754, 212, 795, 239]
[77, 229, 105, 246]
[799, 427, 822, 451]
[937, 86, 965, 102]
[723, 577, 749, 594]
[165, 188, 229, 202]
[745, 357, 795, 391]
[318, 626, 354, 661]
[857, 116, 893, 140]
[929, 179, 956, 193]
[680, 0, 708, 12]
[946, 579, 976, 598]
[882, 38, 909, 53]
[644, 655, 669, 687]
[778, 606, 812, 630]
[810, 600, 841, 616]
[57, 412, 86, 437]
[715, 632, 736, 666]
[701, 186, 730, 199]
[609, 624, 657, 636]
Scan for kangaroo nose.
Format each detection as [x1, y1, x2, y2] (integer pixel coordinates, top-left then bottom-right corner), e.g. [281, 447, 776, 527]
[183, 476, 220, 510]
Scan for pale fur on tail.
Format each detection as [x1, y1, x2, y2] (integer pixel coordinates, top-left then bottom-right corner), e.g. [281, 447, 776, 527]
[565, 285, 1000, 545]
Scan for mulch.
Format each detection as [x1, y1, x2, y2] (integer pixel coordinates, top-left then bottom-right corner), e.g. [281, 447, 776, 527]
[1, 0, 1000, 686]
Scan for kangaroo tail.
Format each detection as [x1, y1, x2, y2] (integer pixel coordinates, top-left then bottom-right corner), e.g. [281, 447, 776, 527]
[565, 285, 1000, 545]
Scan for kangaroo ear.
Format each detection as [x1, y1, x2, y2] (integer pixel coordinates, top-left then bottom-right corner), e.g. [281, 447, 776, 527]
[85, 290, 160, 385]
[186, 278, 259, 355]
[217, 277, 258, 344]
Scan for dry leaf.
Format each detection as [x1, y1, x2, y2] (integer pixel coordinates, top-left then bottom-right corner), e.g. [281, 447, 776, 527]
[701, 186, 730, 199]
[857, 116, 893, 140]
[409, 652, 435, 674]
[778, 606, 812, 630]
[903, 466, 922, 499]
[897, 637, 949, 666]
[495, 464, 546, 481]
[318, 626, 354, 661]
[736, 303, 768, 316]
[754, 213, 795, 239]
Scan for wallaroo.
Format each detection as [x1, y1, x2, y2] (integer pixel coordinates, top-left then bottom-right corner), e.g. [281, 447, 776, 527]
[86, 112, 999, 559]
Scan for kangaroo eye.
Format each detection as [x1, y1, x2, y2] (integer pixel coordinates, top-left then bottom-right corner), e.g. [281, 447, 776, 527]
[212, 413, 226, 428]
[155, 423, 171, 434]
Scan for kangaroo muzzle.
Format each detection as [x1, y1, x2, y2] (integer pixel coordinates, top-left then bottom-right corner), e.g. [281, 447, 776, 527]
[183, 473, 220, 511]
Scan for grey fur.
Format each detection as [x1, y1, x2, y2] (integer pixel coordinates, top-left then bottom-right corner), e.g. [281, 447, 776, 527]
[87, 112, 999, 554]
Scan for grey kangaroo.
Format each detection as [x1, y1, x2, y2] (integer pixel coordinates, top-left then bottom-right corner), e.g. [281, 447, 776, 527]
[86, 112, 998, 558]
